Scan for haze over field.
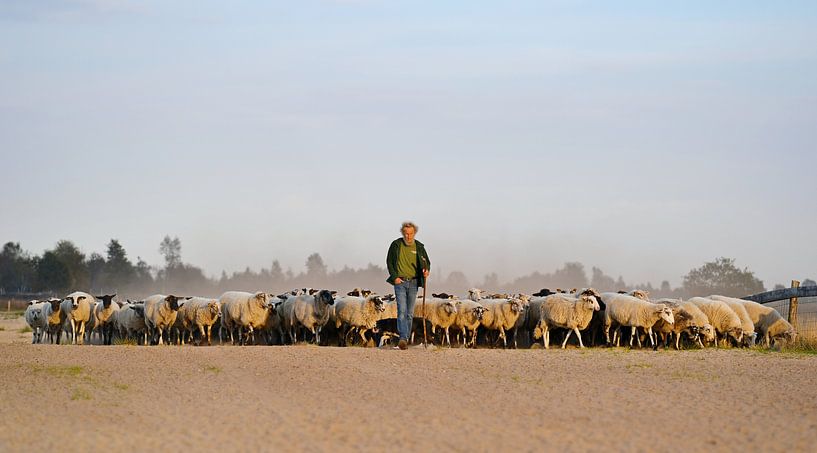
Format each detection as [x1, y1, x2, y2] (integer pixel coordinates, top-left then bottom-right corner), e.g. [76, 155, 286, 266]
[1, 1, 816, 288]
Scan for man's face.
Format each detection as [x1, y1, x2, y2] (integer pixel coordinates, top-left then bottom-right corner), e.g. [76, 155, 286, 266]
[402, 227, 416, 244]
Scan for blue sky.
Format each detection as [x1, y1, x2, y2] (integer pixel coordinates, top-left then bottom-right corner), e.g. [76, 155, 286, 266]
[1, 1, 815, 288]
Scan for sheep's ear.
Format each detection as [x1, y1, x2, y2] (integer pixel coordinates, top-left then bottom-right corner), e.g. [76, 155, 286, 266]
[331, 291, 337, 296]
[77, 296, 86, 301]
[185, 296, 192, 300]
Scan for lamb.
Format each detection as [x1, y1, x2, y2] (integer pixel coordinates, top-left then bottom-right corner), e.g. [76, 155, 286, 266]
[708, 295, 756, 347]
[279, 290, 335, 344]
[60, 292, 95, 345]
[414, 298, 459, 346]
[180, 297, 221, 346]
[451, 300, 488, 348]
[93, 294, 120, 345]
[42, 298, 65, 344]
[601, 292, 674, 348]
[478, 297, 524, 348]
[534, 289, 600, 349]
[219, 291, 274, 345]
[113, 302, 148, 345]
[732, 297, 796, 347]
[687, 297, 743, 347]
[333, 295, 386, 346]
[24, 300, 47, 344]
[143, 294, 184, 345]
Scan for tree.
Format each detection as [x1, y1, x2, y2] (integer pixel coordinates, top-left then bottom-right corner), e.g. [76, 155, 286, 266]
[682, 257, 764, 298]
[0, 242, 36, 293]
[305, 253, 327, 280]
[443, 271, 470, 296]
[86, 253, 107, 293]
[590, 267, 616, 292]
[481, 272, 500, 291]
[105, 239, 134, 290]
[802, 278, 816, 287]
[36, 251, 70, 292]
[159, 236, 182, 269]
[53, 240, 89, 290]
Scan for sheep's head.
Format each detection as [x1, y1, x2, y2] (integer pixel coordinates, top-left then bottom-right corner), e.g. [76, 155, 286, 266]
[508, 299, 522, 314]
[580, 294, 600, 312]
[130, 305, 145, 318]
[65, 295, 87, 309]
[370, 296, 385, 312]
[48, 299, 61, 312]
[656, 305, 674, 324]
[701, 324, 716, 342]
[30, 307, 42, 322]
[743, 331, 757, 347]
[442, 300, 457, 315]
[630, 289, 650, 300]
[467, 288, 484, 301]
[728, 328, 743, 342]
[776, 328, 797, 345]
[96, 294, 116, 308]
[165, 295, 182, 311]
[208, 301, 220, 316]
[316, 290, 334, 305]
[472, 306, 487, 320]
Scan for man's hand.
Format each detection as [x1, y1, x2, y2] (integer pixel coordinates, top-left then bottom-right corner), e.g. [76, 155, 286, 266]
[394, 277, 403, 285]
[423, 269, 429, 278]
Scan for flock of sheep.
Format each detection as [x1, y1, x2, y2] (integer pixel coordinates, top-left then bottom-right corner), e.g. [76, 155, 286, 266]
[22, 287, 797, 350]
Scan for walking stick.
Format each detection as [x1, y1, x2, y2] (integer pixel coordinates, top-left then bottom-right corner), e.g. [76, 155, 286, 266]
[422, 273, 428, 349]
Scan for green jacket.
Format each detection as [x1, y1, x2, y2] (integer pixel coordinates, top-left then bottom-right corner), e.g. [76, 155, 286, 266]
[386, 238, 430, 287]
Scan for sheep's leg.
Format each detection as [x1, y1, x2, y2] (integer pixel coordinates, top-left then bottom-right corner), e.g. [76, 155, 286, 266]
[499, 327, 507, 349]
[70, 319, 77, 345]
[445, 328, 451, 347]
[561, 329, 573, 349]
[575, 328, 585, 348]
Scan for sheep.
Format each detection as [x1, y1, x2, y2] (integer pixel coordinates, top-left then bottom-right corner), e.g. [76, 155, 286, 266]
[534, 289, 600, 349]
[24, 300, 47, 344]
[451, 300, 488, 348]
[708, 295, 756, 347]
[93, 294, 120, 345]
[478, 297, 524, 348]
[279, 290, 335, 344]
[687, 297, 744, 347]
[143, 294, 184, 345]
[219, 291, 274, 345]
[650, 298, 708, 350]
[732, 297, 796, 347]
[333, 295, 386, 346]
[414, 297, 459, 346]
[112, 302, 148, 345]
[42, 298, 64, 344]
[601, 292, 674, 348]
[467, 288, 486, 302]
[679, 301, 716, 347]
[629, 289, 650, 300]
[180, 297, 222, 346]
[60, 292, 95, 345]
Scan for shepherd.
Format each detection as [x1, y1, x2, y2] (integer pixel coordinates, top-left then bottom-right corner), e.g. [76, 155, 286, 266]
[386, 221, 431, 350]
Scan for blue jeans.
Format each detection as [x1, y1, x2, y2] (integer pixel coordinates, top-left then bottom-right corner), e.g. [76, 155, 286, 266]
[394, 279, 419, 342]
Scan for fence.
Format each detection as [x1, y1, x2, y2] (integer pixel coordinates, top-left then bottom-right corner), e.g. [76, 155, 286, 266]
[745, 284, 817, 341]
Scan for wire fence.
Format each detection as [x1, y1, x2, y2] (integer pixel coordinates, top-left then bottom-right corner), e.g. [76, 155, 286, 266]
[765, 297, 817, 340]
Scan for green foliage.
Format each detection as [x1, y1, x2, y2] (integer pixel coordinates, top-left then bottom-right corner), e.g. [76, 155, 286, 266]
[683, 257, 765, 298]
[0, 242, 36, 292]
[36, 251, 71, 292]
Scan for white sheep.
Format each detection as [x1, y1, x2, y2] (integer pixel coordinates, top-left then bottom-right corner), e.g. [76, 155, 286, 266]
[467, 288, 486, 302]
[179, 297, 221, 346]
[414, 297, 459, 346]
[534, 290, 600, 349]
[708, 295, 756, 347]
[112, 302, 148, 345]
[60, 292, 95, 345]
[451, 300, 487, 348]
[93, 294, 120, 345]
[333, 295, 385, 346]
[687, 297, 743, 347]
[24, 300, 47, 344]
[650, 298, 710, 349]
[733, 297, 796, 347]
[143, 294, 184, 345]
[279, 290, 335, 344]
[601, 292, 674, 348]
[478, 297, 524, 348]
[219, 291, 274, 345]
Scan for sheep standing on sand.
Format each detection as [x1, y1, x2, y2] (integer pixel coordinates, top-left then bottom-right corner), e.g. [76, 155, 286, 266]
[180, 297, 221, 346]
[708, 295, 756, 347]
[93, 294, 120, 345]
[414, 298, 459, 346]
[478, 297, 524, 348]
[650, 298, 705, 350]
[25, 301, 47, 344]
[534, 289, 600, 349]
[451, 300, 487, 348]
[688, 297, 743, 347]
[113, 302, 148, 345]
[280, 290, 335, 344]
[60, 292, 95, 345]
[143, 294, 184, 345]
[219, 291, 274, 345]
[333, 295, 385, 346]
[42, 298, 64, 344]
[601, 293, 674, 348]
[730, 297, 796, 347]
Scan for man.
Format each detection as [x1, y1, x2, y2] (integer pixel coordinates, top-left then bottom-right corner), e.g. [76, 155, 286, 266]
[386, 221, 430, 350]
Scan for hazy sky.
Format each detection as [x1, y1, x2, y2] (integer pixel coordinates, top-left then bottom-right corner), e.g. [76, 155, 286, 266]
[2, 1, 816, 288]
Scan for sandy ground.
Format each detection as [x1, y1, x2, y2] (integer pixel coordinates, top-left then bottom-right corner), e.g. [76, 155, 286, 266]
[2, 314, 816, 452]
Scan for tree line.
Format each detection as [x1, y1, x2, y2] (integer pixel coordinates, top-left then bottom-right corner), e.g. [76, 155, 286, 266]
[0, 236, 795, 300]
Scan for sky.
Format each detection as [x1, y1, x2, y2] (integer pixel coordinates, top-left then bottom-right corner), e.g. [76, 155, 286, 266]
[1, 0, 816, 288]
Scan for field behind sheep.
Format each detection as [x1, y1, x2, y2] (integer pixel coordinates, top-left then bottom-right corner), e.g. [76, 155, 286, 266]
[1, 314, 816, 452]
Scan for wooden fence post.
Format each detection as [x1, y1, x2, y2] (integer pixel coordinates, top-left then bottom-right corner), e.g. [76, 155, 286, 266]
[789, 280, 800, 327]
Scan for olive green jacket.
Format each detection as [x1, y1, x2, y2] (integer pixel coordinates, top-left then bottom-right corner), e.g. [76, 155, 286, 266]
[386, 238, 430, 287]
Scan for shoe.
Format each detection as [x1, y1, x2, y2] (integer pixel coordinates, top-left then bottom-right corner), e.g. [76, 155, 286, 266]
[398, 340, 408, 350]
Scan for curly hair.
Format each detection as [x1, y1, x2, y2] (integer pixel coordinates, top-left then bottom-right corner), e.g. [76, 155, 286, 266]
[400, 221, 418, 233]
